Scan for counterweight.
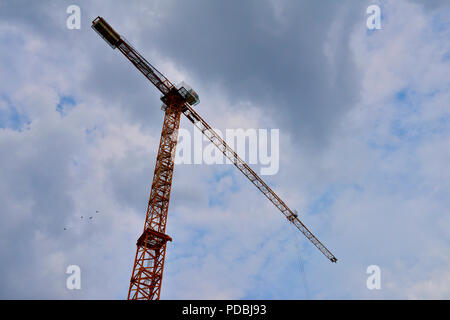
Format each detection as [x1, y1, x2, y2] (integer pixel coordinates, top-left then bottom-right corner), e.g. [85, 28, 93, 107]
[92, 16, 338, 300]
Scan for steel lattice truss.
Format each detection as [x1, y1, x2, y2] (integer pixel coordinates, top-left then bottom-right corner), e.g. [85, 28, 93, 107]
[182, 103, 338, 263]
[128, 104, 182, 300]
[118, 40, 173, 95]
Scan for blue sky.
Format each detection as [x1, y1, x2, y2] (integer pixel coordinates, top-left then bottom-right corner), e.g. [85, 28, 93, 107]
[56, 96, 77, 117]
[0, 0, 449, 299]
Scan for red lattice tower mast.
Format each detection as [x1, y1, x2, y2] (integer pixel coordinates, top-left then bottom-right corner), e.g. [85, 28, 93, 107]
[128, 101, 182, 299]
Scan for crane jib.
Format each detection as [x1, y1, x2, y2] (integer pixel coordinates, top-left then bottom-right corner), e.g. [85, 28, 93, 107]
[181, 103, 338, 263]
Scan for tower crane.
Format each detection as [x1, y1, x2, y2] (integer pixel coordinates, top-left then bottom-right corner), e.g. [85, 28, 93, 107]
[92, 16, 337, 300]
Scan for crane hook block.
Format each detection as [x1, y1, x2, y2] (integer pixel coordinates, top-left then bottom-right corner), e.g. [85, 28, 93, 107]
[92, 16, 121, 49]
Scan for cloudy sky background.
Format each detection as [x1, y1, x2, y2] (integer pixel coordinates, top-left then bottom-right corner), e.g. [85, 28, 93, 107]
[0, 0, 449, 299]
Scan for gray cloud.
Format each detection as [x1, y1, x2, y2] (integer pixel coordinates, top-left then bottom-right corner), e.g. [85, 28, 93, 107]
[138, 0, 367, 148]
[408, 0, 450, 11]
